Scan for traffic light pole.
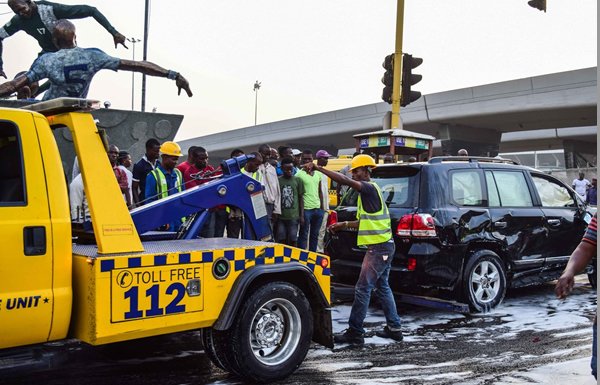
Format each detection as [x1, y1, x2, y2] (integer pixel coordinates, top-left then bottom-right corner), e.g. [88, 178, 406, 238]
[390, 0, 405, 130]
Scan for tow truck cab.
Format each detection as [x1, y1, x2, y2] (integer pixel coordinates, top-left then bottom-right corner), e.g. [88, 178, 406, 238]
[0, 99, 332, 383]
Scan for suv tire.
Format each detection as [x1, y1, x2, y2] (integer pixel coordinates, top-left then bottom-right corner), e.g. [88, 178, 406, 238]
[462, 251, 507, 312]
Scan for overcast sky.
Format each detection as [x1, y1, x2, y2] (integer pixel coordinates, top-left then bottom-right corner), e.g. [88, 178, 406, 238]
[1, 0, 597, 141]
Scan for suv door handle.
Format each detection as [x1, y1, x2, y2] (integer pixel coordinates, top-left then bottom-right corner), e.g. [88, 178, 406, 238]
[494, 221, 507, 228]
[547, 219, 561, 227]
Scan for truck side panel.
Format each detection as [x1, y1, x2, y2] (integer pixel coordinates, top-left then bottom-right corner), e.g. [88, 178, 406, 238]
[70, 240, 330, 345]
[0, 112, 55, 348]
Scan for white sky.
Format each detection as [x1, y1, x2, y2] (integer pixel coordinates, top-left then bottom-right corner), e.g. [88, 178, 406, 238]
[1, 0, 597, 141]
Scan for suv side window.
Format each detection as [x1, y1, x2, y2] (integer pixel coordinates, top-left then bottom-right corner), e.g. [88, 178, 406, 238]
[486, 170, 533, 207]
[450, 170, 484, 206]
[531, 174, 575, 207]
[0, 121, 25, 204]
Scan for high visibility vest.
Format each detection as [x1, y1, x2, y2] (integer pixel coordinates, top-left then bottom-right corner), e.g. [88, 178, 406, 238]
[356, 182, 392, 246]
[151, 168, 183, 199]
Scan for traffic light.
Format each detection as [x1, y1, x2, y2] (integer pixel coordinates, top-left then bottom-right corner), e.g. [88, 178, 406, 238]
[381, 53, 394, 104]
[528, 0, 546, 12]
[400, 54, 423, 107]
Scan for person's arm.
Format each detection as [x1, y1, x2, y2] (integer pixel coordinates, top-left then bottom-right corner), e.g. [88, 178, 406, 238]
[555, 241, 596, 298]
[144, 173, 157, 203]
[53, 3, 127, 48]
[313, 163, 362, 191]
[0, 75, 30, 98]
[272, 168, 281, 215]
[118, 59, 192, 97]
[328, 219, 359, 234]
[131, 180, 140, 205]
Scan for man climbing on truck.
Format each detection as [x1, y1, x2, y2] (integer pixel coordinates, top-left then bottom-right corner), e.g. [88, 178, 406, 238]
[0, 19, 192, 100]
[0, 0, 127, 79]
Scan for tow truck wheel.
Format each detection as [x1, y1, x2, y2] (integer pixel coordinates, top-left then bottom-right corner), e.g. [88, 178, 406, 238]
[230, 281, 313, 383]
[201, 327, 240, 375]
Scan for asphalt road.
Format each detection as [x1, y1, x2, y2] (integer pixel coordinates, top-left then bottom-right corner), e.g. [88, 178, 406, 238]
[1, 276, 596, 385]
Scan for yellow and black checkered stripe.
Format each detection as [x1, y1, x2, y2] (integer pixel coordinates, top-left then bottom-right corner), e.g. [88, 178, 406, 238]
[99, 245, 330, 276]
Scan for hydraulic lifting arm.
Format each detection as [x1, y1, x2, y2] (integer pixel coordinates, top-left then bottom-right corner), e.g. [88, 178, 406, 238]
[130, 155, 273, 241]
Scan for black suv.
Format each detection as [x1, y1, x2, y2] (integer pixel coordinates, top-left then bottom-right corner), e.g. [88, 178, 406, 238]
[326, 157, 594, 312]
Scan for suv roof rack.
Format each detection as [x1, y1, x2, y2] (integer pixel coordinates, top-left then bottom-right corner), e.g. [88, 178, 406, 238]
[428, 156, 520, 165]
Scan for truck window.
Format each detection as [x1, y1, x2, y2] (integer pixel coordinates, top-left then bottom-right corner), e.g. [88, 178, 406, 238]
[0, 121, 25, 204]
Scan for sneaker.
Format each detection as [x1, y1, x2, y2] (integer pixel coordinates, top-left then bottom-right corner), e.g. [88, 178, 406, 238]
[334, 328, 364, 345]
[375, 326, 403, 341]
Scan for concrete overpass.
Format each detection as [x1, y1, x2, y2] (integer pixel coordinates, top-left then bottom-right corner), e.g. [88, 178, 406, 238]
[181, 67, 597, 167]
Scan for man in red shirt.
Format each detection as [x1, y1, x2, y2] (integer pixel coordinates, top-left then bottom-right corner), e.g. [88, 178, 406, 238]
[176, 145, 197, 175]
[108, 144, 130, 208]
[183, 146, 225, 237]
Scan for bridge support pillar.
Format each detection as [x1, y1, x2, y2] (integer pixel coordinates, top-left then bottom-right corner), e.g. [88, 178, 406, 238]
[563, 139, 597, 169]
[437, 124, 502, 157]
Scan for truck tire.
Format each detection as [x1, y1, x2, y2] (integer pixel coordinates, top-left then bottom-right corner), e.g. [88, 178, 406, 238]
[462, 252, 507, 312]
[200, 327, 240, 375]
[229, 281, 313, 383]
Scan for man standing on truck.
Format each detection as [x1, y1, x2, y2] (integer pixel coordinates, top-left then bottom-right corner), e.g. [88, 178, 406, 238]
[0, 0, 127, 79]
[0, 19, 193, 100]
[309, 154, 403, 344]
[144, 141, 185, 231]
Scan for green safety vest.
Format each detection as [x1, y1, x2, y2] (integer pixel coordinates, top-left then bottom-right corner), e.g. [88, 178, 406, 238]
[356, 182, 392, 246]
[151, 168, 183, 199]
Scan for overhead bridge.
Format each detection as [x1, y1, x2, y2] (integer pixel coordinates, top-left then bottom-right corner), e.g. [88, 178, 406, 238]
[181, 67, 596, 168]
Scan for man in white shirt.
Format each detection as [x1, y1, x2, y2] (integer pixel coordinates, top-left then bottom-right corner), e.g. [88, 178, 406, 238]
[316, 150, 332, 252]
[573, 172, 591, 198]
[258, 144, 281, 231]
[69, 173, 89, 222]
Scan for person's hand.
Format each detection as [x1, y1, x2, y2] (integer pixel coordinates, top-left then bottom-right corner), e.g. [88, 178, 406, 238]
[272, 213, 279, 222]
[299, 215, 305, 226]
[0, 69, 6, 79]
[114, 32, 128, 49]
[328, 221, 346, 234]
[555, 273, 575, 299]
[176, 74, 193, 97]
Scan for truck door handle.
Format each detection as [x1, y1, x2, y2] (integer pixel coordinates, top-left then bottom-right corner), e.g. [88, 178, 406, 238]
[547, 219, 561, 227]
[24, 226, 46, 256]
[494, 221, 507, 228]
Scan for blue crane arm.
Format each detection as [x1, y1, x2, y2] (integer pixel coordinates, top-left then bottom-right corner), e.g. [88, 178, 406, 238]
[130, 155, 272, 240]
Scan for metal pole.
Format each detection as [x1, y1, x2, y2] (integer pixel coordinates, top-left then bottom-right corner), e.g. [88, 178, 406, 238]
[391, 0, 405, 130]
[127, 37, 141, 111]
[141, 0, 150, 112]
[253, 81, 261, 125]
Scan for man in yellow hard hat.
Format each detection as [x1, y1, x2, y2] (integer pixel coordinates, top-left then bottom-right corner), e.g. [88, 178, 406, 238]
[144, 141, 185, 230]
[309, 154, 402, 345]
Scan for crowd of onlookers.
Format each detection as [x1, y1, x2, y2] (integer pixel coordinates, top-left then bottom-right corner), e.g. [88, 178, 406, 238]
[572, 172, 597, 206]
[69, 139, 337, 252]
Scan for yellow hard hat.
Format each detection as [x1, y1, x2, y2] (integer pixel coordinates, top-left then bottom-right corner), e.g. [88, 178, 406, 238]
[160, 141, 183, 157]
[350, 154, 377, 171]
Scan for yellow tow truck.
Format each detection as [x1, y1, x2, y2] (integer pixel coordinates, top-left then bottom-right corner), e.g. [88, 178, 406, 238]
[0, 98, 332, 383]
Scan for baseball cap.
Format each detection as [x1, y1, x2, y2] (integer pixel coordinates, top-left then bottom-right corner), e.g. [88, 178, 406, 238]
[292, 149, 302, 156]
[316, 150, 332, 158]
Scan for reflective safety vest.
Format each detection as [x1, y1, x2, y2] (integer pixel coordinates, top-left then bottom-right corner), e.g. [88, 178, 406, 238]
[356, 182, 392, 246]
[151, 168, 183, 199]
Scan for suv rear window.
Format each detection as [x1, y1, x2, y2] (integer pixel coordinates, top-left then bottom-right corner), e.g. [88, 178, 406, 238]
[341, 167, 419, 207]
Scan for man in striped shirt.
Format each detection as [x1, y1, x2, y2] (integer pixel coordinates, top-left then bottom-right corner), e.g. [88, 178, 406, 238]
[555, 213, 597, 380]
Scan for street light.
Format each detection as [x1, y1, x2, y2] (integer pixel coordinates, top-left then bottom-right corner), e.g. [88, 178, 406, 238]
[253, 80, 261, 125]
[127, 37, 141, 111]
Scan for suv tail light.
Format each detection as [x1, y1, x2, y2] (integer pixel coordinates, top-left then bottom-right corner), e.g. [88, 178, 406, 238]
[326, 211, 338, 227]
[396, 213, 436, 237]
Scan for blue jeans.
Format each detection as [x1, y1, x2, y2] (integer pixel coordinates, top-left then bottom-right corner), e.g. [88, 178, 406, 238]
[349, 240, 401, 334]
[592, 322, 597, 379]
[276, 218, 299, 245]
[298, 209, 324, 251]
